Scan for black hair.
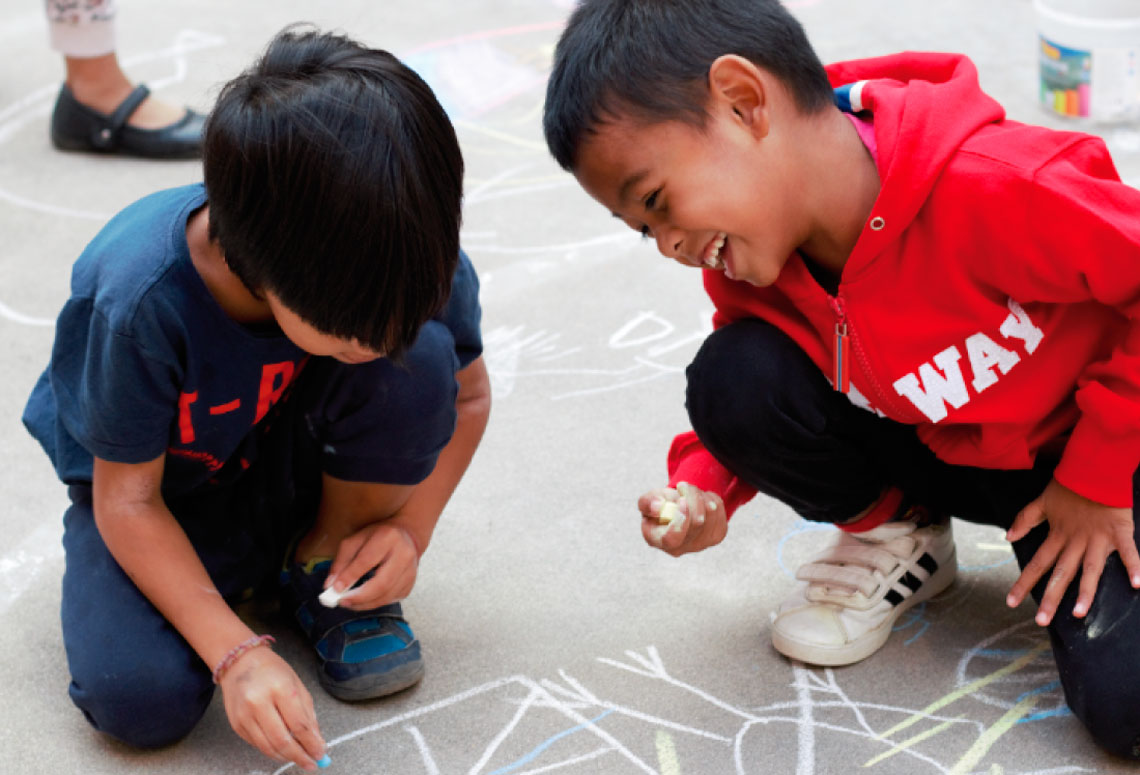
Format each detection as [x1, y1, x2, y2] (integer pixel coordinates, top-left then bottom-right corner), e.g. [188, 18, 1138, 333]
[204, 25, 464, 358]
[543, 0, 834, 171]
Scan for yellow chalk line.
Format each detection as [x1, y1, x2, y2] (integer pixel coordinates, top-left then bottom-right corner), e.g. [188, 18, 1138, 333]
[948, 695, 1039, 775]
[878, 643, 1048, 740]
[863, 717, 962, 767]
[656, 729, 681, 775]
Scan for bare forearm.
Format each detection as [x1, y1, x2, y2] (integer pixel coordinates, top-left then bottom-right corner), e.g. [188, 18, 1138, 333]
[390, 357, 491, 552]
[94, 499, 254, 669]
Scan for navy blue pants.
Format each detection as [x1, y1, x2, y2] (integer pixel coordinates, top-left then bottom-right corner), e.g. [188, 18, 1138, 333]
[685, 318, 1140, 759]
[60, 345, 459, 748]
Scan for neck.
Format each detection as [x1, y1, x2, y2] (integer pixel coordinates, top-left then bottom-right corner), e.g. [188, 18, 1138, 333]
[186, 206, 274, 324]
[797, 107, 880, 280]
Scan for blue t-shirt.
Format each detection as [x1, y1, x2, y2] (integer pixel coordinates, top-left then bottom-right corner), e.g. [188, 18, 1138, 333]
[23, 184, 482, 498]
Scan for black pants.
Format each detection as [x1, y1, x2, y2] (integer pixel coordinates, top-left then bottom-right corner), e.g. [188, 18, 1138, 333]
[685, 318, 1140, 759]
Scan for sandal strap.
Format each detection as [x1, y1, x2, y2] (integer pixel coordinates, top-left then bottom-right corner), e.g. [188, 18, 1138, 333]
[90, 84, 150, 150]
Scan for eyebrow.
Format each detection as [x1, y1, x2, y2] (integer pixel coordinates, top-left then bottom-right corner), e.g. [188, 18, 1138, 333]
[617, 169, 649, 208]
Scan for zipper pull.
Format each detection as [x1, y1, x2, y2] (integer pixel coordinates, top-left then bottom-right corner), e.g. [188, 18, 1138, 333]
[834, 322, 850, 394]
[829, 297, 850, 394]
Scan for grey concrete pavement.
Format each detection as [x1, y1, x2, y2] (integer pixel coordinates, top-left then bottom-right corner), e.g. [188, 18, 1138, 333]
[2, 0, 1139, 773]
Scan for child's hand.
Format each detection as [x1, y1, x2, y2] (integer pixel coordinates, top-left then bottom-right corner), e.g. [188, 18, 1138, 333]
[638, 482, 727, 556]
[323, 521, 420, 609]
[219, 646, 326, 771]
[1006, 477, 1140, 626]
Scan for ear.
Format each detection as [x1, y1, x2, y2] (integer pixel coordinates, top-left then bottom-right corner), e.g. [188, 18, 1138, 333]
[707, 55, 769, 137]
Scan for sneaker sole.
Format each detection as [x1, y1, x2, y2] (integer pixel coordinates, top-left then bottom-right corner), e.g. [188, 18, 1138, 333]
[772, 546, 957, 667]
[320, 659, 426, 702]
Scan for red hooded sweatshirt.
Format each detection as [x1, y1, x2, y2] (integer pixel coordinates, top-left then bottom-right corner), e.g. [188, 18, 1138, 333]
[667, 52, 1140, 516]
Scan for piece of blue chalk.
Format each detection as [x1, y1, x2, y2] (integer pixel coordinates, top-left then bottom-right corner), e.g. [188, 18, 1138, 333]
[316, 754, 332, 768]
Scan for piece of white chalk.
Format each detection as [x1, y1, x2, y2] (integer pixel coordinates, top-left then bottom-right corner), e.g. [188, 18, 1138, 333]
[318, 585, 349, 608]
[658, 501, 682, 525]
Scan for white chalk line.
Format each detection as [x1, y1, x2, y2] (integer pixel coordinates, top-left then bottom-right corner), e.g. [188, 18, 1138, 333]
[406, 725, 441, 775]
[793, 665, 816, 775]
[0, 522, 64, 615]
[0, 299, 54, 326]
[511, 747, 612, 775]
[0, 28, 224, 220]
[255, 634, 1070, 775]
[468, 685, 543, 774]
[267, 674, 655, 775]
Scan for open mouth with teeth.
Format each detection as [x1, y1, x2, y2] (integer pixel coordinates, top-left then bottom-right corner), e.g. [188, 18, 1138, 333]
[703, 232, 727, 270]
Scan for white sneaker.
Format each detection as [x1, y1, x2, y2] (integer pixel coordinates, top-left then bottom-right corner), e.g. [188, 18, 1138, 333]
[771, 520, 957, 666]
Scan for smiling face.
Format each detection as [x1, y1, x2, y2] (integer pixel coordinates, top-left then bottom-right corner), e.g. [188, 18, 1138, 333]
[265, 292, 385, 364]
[571, 58, 811, 288]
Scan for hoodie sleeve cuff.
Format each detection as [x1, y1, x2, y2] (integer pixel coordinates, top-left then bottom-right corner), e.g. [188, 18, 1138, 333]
[1052, 418, 1138, 508]
[666, 431, 757, 519]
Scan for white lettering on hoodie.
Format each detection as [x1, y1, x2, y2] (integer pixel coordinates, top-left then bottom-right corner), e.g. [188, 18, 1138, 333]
[892, 298, 1045, 422]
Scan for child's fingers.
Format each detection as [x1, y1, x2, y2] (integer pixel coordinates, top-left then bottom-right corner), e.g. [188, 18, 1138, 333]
[346, 548, 416, 609]
[1033, 540, 1086, 626]
[1113, 520, 1140, 588]
[252, 692, 323, 772]
[250, 710, 316, 771]
[643, 504, 688, 554]
[678, 482, 704, 527]
[1006, 500, 1045, 543]
[1006, 532, 1063, 609]
[1073, 538, 1110, 618]
[639, 487, 679, 517]
[326, 531, 368, 592]
[277, 691, 326, 767]
[237, 720, 286, 765]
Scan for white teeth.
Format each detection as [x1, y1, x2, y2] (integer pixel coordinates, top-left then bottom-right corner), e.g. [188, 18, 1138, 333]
[704, 232, 727, 269]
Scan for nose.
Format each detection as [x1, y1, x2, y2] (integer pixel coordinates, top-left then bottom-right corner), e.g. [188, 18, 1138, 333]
[654, 226, 687, 264]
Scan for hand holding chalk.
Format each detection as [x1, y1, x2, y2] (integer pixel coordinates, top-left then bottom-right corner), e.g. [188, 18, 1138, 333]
[639, 482, 728, 556]
[216, 642, 328, 772]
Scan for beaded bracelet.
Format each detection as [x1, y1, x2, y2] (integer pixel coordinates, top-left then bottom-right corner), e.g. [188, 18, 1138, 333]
[212, 634, 276, 684]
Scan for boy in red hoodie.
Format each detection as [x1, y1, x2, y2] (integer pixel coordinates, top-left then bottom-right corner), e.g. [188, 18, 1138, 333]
[543, 0, 1140, 759]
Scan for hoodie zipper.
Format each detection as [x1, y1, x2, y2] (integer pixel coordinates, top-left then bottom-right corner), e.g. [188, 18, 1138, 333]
[829, 296, 850, 393]
[828, 293, 921, 420]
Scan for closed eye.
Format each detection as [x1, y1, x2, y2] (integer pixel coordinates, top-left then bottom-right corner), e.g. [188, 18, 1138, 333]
[644, 189, 660, 210]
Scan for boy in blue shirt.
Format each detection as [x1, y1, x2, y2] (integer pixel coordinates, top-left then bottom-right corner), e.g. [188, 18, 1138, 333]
[23, 26, 490, 772]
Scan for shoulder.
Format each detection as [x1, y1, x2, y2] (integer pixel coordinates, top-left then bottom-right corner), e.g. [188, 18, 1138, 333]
[440, 249, 481, 321]
[952, 120, 1109, 180]
[430, 249, 483, 366]
[70, 184, 207, 336]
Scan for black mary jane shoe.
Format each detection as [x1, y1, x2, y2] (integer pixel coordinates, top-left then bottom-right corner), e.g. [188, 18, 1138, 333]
[50, 83, 204, 159]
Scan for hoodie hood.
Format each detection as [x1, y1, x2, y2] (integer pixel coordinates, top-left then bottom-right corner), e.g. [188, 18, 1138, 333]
[825, 53, 1006, 273]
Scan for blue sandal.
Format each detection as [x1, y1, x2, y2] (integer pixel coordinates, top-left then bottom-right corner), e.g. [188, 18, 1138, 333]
[280, 559, 424, 701]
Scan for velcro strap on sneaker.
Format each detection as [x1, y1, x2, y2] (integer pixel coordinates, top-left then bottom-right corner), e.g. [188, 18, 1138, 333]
[809, 543, 902, 575]
[796, 562, 882, 597]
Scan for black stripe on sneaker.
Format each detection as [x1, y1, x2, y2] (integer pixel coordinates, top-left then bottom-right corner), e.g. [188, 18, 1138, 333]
[885, 589, 905, 606]
[900, 572, 922, 592]
[917, 553, 938, 575]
